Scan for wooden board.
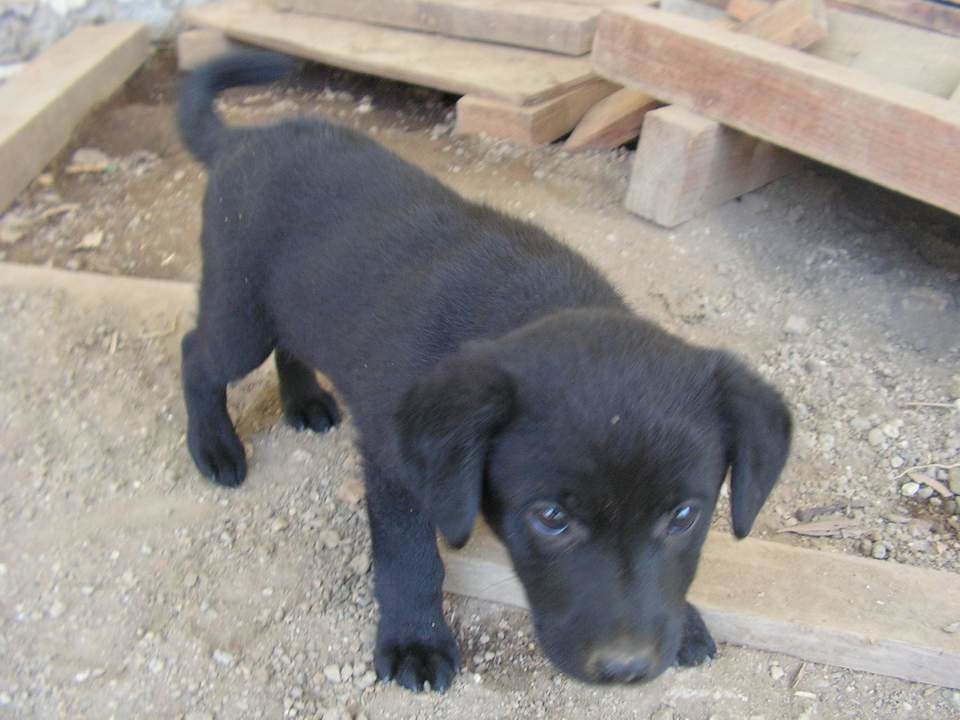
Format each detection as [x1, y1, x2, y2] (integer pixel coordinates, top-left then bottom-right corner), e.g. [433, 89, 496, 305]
[270, 0, 600, 55]
[833, 0, 960, 37]
[592, 5, 960, 217]
[563, 88, 659, 151]
[0, 22, 149, 214]
[455, 78, 618, 145]
[184, 1, 595, 106]
[626, 105, 801, 226]
[441, 522, 960, 689]
[176, 28, 251, 71]
[739, 0, 828, 46]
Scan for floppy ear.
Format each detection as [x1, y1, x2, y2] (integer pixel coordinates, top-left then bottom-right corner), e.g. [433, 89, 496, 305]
[395, 352, 515, 549]
[715, 352, 792, 539]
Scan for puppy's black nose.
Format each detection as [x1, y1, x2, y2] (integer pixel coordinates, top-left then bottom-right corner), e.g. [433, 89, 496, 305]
[594, 652, 655, 684]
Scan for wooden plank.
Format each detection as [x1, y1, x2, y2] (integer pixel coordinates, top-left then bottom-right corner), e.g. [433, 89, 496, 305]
[592, 5, 960, 217]
[626, 105, 801, 226]
[441, 522, 960, 689]
[739, 0, 828, 46]
[0, 22, 149, 214]
[621, 0, 824, 222]
[563, 88, 658, 151]
[270, 0, 600, 56]
[184, 1, 595, 106]
[833, 0, 960, 37]
[455, 79, 618, 145]
[728, 3, 960, 98]
[176, 29, 250, 71]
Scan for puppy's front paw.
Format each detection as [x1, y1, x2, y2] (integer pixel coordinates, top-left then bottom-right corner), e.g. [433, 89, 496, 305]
[188, 422, 247, 487]
[375, 631, 460, 692]
[675, 603, 717, 667]
[282, 391, 340, 434]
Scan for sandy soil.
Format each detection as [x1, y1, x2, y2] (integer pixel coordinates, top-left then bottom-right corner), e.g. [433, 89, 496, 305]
[0, 49, 958, 719]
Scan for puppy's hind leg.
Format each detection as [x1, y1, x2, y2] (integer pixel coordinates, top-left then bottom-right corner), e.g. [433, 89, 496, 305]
[275, 347, 341, 433]
[182, 303, 275, 487]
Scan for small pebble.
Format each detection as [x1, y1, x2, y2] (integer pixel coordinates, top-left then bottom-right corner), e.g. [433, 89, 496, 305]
[271, 517, 289, 532]
[858, 538, 873, 557]
[770, 663, 784, 681]
[871, 542, 889, 560]
[212, 649, 234, 667]
[318, 530, 341, 549]
[323, 664, 342, 683]
[943, 621, 960, 634]
[916, 486, 934, 500]
[889, 456, 904, 469]
[948, 468, 960, 494]
[867, 428, 885, 447]
[349, 553, 370, 575]
[356, 670, 377, 689]
[783, 315, 810, 336]
[184, 573, 199, 589]
[48, 600, 66, 618]
[900, 481, 920, 498]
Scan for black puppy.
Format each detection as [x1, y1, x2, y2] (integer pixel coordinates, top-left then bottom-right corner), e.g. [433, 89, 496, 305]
[178, 53, 791, 692]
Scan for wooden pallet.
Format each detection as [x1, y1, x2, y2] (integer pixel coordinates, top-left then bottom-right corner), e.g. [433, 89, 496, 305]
[183, 1, 596, 106]
[441, 521, 960, 689]
[592, 3, 960, 218]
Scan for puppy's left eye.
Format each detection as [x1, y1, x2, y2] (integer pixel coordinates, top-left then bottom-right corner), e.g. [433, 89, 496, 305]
[528, 503, 570, 536]
[667, 502, 701, 535]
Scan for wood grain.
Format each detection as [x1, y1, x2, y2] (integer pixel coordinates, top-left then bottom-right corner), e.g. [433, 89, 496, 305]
[563, 88, 658, 151]
[455, 79, 618, 145]
[593, 4, 960, 216]
[0, 23, 149, 214]
[269, 0, 600, 55]
[184, 1, 595, 106]
[833, 0, 960, 37]
[441, 522, 960, 689]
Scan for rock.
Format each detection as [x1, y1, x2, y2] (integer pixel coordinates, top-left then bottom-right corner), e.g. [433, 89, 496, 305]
[881, 422, 900, 439]
[212, 649, 234, 667]
[270, 517, 289, 532]
[349, 553, 370, 575]
[48, 600, 66, 618]
[356, 670, 377, 689]
[68, 147, 111, 172]
[770, 663, 785, 681]
[335, 477, 365, 505]
[148, 658, 165, 674]
[0, 225, 23, 244]
[75, 230, 104, 250]
[783, 315, 810, 336]
[916, 486, 935, 500]
[318, 530, 341, 549]
[183, 572, 199, 589]
[889, 455, 904, 469]
[948, 690, 960, 712]
[900, 481, 920, 497]
[650, 707, 675, 720]
[323, 664, 342, 683]
[948, 468, 960, 495]
[867, 428, 885, 447]
[943, 621, 960, 634]
[858, 538, 873, 557]
[871, 542, 889, 560]
[850, 416, 871, 431]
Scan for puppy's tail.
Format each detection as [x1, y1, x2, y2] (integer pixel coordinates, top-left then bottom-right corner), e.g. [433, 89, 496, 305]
[177, 51, 298, 165]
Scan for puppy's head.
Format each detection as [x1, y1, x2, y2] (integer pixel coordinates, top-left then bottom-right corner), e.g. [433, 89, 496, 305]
[396, 308, 791, 684]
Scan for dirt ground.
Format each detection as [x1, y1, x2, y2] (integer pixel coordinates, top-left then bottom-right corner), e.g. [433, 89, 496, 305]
[1, 48, 959, 718]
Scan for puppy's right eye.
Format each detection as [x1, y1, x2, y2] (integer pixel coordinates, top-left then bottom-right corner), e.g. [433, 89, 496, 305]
[528, 503, 570, 536]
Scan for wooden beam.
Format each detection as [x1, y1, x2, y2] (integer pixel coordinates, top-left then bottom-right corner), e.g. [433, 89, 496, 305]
[176, 29, 250, 71]
[833, 0, 960, 38]
[184, 1, 595, 106]
[726, 0, 771, 19]
[441, 522, 960, 689]
[455, 79, 618, 145]
[621, 0, 825, 223]
[738, 0, 828, 46]
[0, 22, 149, 214]
[563, 88, 659, 151]
[626, 106, 801, 226]
[593, 4, 960, 217]
[270, 0, 600, 56]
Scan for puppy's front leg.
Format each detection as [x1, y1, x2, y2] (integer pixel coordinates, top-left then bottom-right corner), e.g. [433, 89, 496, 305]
[365, 470, 459, 692]
[675, 602, 717, 667]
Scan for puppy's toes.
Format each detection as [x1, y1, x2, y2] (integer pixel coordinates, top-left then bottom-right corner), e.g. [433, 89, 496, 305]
[189, 427, 248, 487]
[375, 640, 459, 693]
[283, 393, 340, 434]
[675, 603, 717, 667]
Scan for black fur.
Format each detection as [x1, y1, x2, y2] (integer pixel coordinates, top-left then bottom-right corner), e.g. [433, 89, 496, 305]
[178, 53, 792, 692]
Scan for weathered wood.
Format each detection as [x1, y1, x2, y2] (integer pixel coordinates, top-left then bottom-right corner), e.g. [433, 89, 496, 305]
[739, 0, 828, 46]
[726, 0, 771, 19]
[621, 0, 825, 223]
[626, 106, 801, 226]
[0, 22, 150, 214]
[833, 0, 960, 37]
[176, 28, 250, 71]
[441, 522, 960, 689]
[270, 0, 600, 55]
[593, 5, 960, 217]
[184, 1, 595, 106]
[563, 88, 658, 151]
[455, 79, 618, 145]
